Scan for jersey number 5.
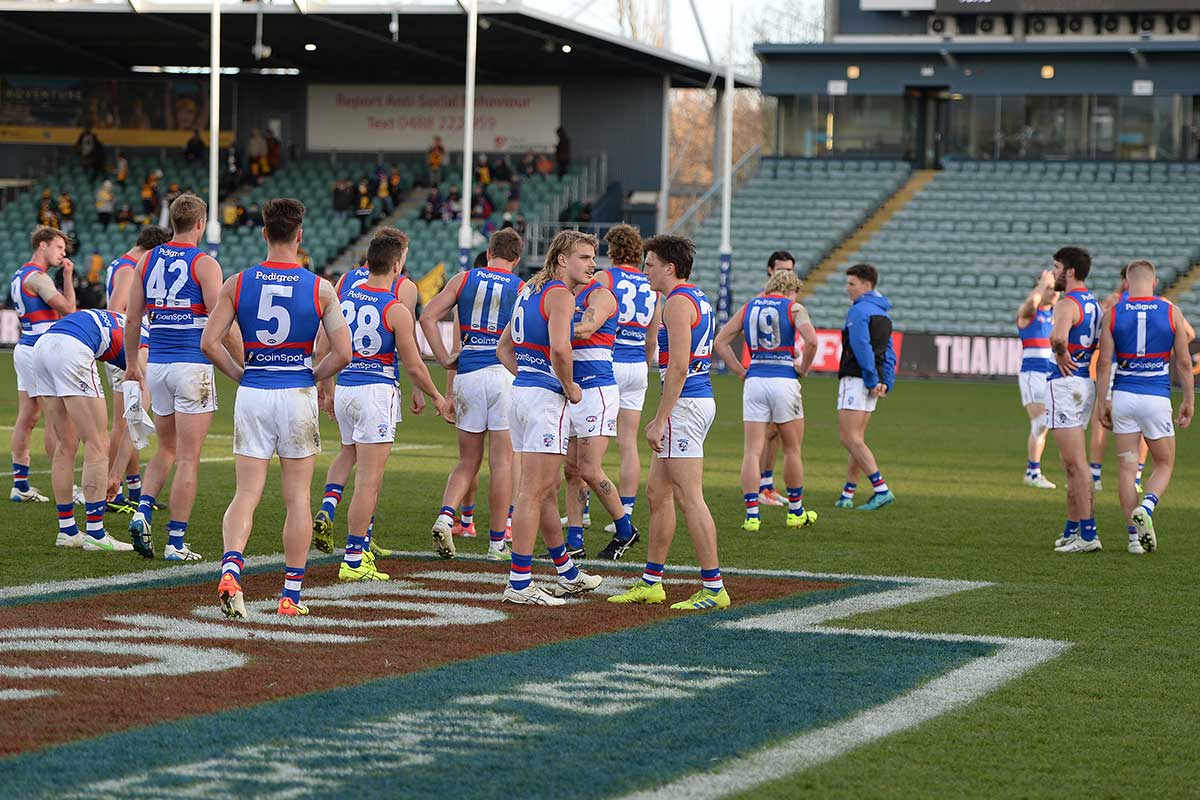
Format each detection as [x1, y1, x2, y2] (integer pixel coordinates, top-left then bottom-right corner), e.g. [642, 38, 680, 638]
[257, 285, 293, 345]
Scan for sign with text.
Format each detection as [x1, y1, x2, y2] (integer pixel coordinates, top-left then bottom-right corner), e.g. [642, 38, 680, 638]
[307, 84, 561, 153]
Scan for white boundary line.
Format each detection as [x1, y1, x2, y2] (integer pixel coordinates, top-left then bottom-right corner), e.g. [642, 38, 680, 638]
[613, 573, 1070, 800]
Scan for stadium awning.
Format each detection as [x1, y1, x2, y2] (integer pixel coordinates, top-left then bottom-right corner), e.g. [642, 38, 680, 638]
[0, 2, 758, 89]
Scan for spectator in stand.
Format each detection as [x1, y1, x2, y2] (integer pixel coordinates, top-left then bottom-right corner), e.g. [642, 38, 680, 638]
[139, 176, 158, 222]
[355, 179, 374, 234]
[475, 154, 491, 187]
[332, 178, 354, 220]
[57, 190, 76, 235]
[492, 154, 513, 183]
[76, 126, 103, 181]
[501, 211, 514, 230]
[555, 127, 571, 178]
[245, 202, 263, 229]
[514, 213, 527, 239]
[470, 184, 493, 220]
[298, 245, 313, 270]
[265, 129, 282, 173]
[420, 201, 437, 223]
[428, 187, 445, 217]
[536, 153, 554, 176]
[88, 249, 105, 285]
[115, 203, 134, 230]
[184, 129, 205, 162]
[375, 170, 394, 215]
[428, 135, 446, 185]
[247, 128, 268, 177]
[508, 175, 522, 211]
[222, 200, 239, 227]
[233, 201, 247, 227]
[114, 151, 129, 186]
[95, 180, 115, 227]
[443, 185, 462, 222]
[388, 168, 404, 206]
[520, 150, 536, 177]
[579, 202, 593, 223]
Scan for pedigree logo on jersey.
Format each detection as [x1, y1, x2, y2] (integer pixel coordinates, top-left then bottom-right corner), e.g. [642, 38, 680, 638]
[254, 269, 301, 283]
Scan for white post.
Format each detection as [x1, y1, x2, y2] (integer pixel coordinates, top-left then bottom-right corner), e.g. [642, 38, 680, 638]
[458, 0, 479, 270]
[207, 0, 221, 258]
[716, 0, 735, 335]
[656, 74, 671, 234]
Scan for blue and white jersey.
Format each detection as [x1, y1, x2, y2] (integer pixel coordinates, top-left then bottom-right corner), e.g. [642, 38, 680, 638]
[336, 282, 400, 388]
[596, 266, 656, 364]
[10, 262, 58, 347]
[47, 309, 147, 370]
[743, 294, 797, 379]
[455, 266, 523, 374]
[235, 262, 322, 390]
[512, 280, 569, 394]
[1018, 306, 1053, 374]
[571, 281, 617, 388]
[334, 265, 410, 300]
[657, 283, 714, 399]
[1111, 295, 1176, 399]
[141, 241, 210, 364]
[105, 252, 138, 306]
[1047, 289, 1101, 382]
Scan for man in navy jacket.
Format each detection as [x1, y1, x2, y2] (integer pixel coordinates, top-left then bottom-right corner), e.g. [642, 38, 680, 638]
[835, 263, 896, 511]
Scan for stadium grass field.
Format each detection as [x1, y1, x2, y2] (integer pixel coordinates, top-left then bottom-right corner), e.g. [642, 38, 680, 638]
[2, 349, 1197, 798]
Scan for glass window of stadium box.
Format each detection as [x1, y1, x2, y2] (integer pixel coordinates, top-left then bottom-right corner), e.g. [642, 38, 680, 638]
[777, 93, 1200, 164]
[776, 95, 907, 159]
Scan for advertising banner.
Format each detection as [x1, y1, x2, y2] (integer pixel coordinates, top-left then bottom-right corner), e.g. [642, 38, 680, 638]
[741, 329, 905, 374]
[307, 84, 561, 153]
[0, 75, 234, 147]
[935, 0, 1200, 13]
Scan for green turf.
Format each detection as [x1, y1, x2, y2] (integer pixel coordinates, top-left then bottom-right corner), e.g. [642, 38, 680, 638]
[2, 350, 1197, 797]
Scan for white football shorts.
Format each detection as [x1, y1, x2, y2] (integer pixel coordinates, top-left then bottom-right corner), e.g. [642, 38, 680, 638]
[1111, 390, 1174, 440]
[233, 385, 320, 460]
[509, 385, 569, 455]
[836, 376, 878, 413]
[613, 361, 649, 412]
[147, 361, 217, 416]
[29, 334, 103, 399]
[454, 364, 513, 433]
[12, 342, 36, 394]
[568, 383, 619, 438]
[1018, 370, 1048, 407]
[658, 397, 715, 459]
[743, 376, 803, 424]
[335, 383, 401, 445]
[1045, 376, 1095, 430]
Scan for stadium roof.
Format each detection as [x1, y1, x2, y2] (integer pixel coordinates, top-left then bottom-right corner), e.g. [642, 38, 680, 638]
[0, 1, 758, 89]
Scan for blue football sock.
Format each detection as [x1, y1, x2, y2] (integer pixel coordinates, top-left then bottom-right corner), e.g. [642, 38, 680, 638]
[566, 525, 584, 550]
[125, 473, 142, 503]
[548, 543, 580, 581]
[508, 552, 533, 590]
[620, 495, 636, 514]
[166, 520, 187, 549]
[282, 566, 305, 603]
[321, 483, 343, 520]
[744, 492, 760, 520]
[1080, 518, 1097, 542]
[137, 495, 155, 525]
[615, 514, 634, 541]
[12, 462, 29, 493]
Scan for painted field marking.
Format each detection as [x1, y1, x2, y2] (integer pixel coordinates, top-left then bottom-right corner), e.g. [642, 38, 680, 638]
[614, 576, 1070, 800]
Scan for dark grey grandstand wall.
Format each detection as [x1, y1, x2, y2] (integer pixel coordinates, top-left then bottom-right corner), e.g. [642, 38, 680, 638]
[760, 52, 1200, 95]
[559, 76, 664, 195]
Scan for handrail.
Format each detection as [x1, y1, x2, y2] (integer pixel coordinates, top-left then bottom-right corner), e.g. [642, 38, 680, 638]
[669, 144, 761, 239]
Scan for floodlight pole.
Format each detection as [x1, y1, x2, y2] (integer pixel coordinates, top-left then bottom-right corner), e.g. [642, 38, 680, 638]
[458, 0, 479, 270]
[207, 0, 221, 258]
[716, 0, 735, 368]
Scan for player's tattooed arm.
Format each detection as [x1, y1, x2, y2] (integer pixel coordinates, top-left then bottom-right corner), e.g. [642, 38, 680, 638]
[571, 287, 615, 339]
